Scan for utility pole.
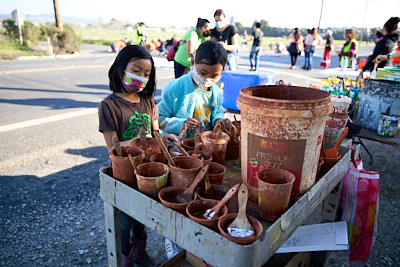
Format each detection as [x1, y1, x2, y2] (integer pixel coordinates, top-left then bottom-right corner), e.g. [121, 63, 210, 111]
[360, 0, 371, 46]
[53, 0, 63, 31]
[317, 0, 325, 32]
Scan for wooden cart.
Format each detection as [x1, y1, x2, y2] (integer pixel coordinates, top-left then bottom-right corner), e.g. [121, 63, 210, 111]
[99, 147, 351, 267]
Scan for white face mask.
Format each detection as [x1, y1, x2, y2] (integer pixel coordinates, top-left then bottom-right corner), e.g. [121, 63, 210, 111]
[190, 65, 220, 89]
[215, 20, 226, 29]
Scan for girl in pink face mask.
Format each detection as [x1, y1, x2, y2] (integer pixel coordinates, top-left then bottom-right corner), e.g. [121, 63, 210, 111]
[98, 45, 176, 266]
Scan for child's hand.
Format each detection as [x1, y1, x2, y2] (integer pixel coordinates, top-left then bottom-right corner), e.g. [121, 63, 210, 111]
[166, 133, 178, 143]
[185, 118, 199, 130]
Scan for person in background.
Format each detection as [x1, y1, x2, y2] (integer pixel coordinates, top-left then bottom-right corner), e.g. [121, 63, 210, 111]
[249, 22, 263, 71]
[135, 22, 147, 46]
[173, 18, 211, 78]
[241, 30, 248, 51]
[320, 30, 334, 68]
[336, 29, 359, 69]
[211, 9, 239, 71]
[165, 36, 176, 52]
[303, 28, 322, 70]
[98, 45, 176, 267]
[362, 17, 400, 74]
[287, 28, 303, 69]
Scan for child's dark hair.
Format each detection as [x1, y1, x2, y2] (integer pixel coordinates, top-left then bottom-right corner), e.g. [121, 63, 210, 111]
[214, 9, 225, 18]
[194, 40, 227, 67]
[196, 18, 210, 28]
[255, 22, 262, 29]
[108, 45, 156, 97]
[383, 17, 400, 34]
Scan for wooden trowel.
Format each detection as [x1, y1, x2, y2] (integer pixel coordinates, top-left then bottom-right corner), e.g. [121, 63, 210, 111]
[227, 184, 255, 237]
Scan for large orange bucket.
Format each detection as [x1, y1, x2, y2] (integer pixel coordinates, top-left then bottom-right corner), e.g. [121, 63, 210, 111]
[237, 85, 333, 201]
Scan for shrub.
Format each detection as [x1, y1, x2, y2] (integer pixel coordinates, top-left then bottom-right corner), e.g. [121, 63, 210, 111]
[22, 21, 41, 47]
[41, 23, 81, 54]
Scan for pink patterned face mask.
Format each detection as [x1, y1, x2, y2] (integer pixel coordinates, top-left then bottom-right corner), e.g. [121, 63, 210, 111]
[190, 65, 220, 89]
[122, 71, 148, 93]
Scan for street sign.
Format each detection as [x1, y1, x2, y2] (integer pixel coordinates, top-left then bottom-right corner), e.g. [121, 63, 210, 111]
[11, 9, 25, 45]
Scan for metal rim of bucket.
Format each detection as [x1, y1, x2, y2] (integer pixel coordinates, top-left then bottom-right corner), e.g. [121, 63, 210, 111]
[238, 85, 332, 104]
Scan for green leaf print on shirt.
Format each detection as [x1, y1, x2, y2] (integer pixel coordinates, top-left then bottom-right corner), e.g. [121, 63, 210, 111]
[123, 111, 151, 139]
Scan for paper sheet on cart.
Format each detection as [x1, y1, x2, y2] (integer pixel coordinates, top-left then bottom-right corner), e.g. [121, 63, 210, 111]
[275, 221, 348, 253]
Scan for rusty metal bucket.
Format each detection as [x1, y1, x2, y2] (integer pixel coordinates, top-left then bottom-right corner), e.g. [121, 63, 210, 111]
[237, 85, 332, 201]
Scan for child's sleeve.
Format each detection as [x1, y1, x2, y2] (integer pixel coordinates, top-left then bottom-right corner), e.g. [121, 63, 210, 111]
[158, 83, 186, 135]
[98, 100, 116, 133]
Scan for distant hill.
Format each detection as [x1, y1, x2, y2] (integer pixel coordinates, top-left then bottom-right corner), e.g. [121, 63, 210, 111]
[0, 13, 98, 25]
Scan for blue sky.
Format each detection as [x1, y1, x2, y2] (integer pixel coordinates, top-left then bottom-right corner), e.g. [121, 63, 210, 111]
[1, 0, 399, 29]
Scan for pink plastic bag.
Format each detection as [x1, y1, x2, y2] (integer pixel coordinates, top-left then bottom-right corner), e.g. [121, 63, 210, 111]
[340, 146, 379, 262]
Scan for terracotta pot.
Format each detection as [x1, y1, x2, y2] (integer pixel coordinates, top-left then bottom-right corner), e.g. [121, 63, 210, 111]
[158, 186, 197, 215]
[168, 156, 203, 187]
[131, 137, 160, 162]
[135, 162, 169, 200]
[201, 131, 230, 164]
[257, 168, 296, 222]
[225, 142, 240, 160]
[207, 162, 226, 185]
[187, 150, 213, 162]
[109, 146, 145, 188]
[186, 199, 228, 231]
[320, 153, 341, 177]
[195, 184, 229, 200]
[181, 138, 195, 152]
[218, 213, 263, 245]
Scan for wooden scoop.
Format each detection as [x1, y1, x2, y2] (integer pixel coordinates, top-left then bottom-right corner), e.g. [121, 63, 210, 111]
[191, 131, 202, 158]
[177, 164, 210, 202]
[227, 184, 255, 237]
[139, 127, 147, 147]
[203, 183, 240, 220]
[203, 168, 215, 199]
[228, 126, 237, 145]
[154, 131, 176, 167]
[128, 154, 139, 174]
[172, 124, 190, 156]
[112, 136, 123, 157]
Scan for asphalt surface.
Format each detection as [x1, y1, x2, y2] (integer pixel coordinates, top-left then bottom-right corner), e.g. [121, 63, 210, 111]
[0, 44, 398, 266]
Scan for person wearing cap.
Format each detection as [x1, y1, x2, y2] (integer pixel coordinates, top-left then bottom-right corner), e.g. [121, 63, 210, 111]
[320, 30, 334, 68]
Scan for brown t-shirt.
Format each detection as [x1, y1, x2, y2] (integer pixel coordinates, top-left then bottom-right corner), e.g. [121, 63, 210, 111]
[98, 93, 159, 141]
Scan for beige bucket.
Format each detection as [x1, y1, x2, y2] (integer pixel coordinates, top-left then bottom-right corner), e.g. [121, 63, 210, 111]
[237, 85, 332, 201]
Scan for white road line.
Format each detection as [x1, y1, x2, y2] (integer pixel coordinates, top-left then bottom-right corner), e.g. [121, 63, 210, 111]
[0, 108, 98, 133]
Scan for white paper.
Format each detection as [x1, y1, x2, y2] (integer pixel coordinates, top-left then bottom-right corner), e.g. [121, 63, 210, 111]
[275, 221, 348, 254]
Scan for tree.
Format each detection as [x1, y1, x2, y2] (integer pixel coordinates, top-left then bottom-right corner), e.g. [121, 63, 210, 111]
[2, 19, 19, 40]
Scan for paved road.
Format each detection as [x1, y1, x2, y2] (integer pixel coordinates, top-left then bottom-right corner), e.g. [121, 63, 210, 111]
[1, 44, 397, 266]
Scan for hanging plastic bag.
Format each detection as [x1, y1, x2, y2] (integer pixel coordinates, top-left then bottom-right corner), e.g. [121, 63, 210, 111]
[340, 146, 379, 262]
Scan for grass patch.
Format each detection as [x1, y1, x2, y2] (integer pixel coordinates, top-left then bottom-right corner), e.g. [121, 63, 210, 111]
[0, 43, 49, 60]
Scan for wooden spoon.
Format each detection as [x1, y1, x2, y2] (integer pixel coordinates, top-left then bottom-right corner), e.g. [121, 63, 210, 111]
[203, 170, 215, 199]
[227, 184, 255, 237]
[176, 164, 210, 203]
[128, 154, 139, 174]
[139, 127, 147, 147]
[173, 124, 190, 156]
[203, 183, 240, 220]
[112, 136, 123, 157]
[191, 131, 202, 158]
[154, 131, 176, 167]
